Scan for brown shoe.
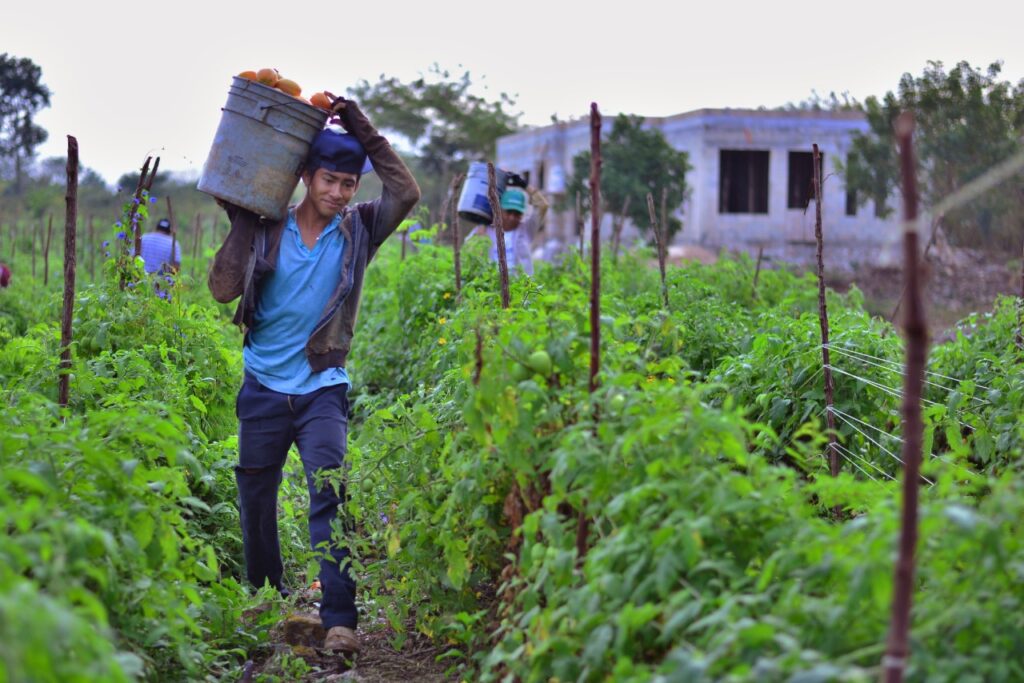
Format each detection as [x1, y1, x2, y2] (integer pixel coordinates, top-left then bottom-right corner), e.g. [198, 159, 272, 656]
[323, 625, 361, 654]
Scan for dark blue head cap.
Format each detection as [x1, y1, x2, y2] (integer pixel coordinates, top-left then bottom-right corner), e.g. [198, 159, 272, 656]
[306, 127, 373, 176]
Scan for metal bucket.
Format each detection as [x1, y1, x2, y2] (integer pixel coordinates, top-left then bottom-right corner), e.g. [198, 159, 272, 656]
[457, 161, 509, 225]
[197, 77, 329, 220]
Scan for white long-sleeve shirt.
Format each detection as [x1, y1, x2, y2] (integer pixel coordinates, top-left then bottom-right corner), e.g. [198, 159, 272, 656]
[486, 214, 537, 276]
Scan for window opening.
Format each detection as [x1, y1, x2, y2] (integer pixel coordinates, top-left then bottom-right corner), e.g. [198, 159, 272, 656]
[788, 151, 823, 209]
[719, 150, 769, 214]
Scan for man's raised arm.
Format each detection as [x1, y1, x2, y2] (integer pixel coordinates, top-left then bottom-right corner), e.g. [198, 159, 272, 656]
[332, 99, 421, 250]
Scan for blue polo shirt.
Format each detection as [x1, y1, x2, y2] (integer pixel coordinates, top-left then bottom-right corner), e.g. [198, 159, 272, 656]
[243, 210, 350, 394]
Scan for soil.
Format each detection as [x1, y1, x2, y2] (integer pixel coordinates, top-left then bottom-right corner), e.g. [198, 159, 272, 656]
[239, 584, 457, 683]
[827, 245, 1020, 336]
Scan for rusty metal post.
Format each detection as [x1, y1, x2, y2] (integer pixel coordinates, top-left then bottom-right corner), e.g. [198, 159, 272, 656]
[488, 162, 510, 309]
[59, 137, 79, 409]
[812, 144, 839, 476]
[881, 111, 929, 683]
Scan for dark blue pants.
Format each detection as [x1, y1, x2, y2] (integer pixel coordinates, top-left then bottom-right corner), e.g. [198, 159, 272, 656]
[235, 371, 356, 629]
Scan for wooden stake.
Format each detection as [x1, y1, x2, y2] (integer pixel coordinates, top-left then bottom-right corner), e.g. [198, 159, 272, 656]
[43, 214, 53, 287]
[59, 137, 79, 409]
[130, 157, 153, 259]
[488, 162, 510, 309]
[588, 102, 602, 397]
[191, 214, 203, 278]
[647, 192, 669, 309]
[881, 111, 928, 683]
[811, 144, 838, 477]
[660, 187, 668, 247]
[166, 196, 179, 273]
[31, 221, 37, 278]
[1016, 237, 1024, 349]
[611, 196, 631, 260]
[87, 215, 95, 281]
[575, 190, 584, 254]
[144, 157, 160, 192]
[446, 174, 465, 296]
[577, 102, 602, 563]
[752, 245, 764, 299]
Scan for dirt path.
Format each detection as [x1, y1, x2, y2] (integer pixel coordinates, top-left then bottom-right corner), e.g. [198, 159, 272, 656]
[240, 585, 456, 683]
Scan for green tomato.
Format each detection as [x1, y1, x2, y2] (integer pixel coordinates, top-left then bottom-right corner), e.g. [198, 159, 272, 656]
[511, 362, 531, 382]
[609, 393, 626, 412]
[527, 350, 553, 376]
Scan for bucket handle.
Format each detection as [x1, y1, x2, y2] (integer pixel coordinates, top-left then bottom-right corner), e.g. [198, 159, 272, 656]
[260, 101, 303, 111]
[259, 100, 310, 121]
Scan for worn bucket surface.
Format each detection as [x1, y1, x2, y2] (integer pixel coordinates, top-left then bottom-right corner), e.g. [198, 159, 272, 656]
[198, 77, 329, 220]
[457, 161, 509, 225]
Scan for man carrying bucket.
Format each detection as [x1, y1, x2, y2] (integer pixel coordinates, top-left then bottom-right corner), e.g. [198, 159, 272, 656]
[208, 96, 420, 656]
[481, 185, 549, 276]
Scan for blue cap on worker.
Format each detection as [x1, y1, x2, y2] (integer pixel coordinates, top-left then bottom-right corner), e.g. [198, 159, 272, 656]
[306, 127, 373, 176]
[500, 187, 527, 214]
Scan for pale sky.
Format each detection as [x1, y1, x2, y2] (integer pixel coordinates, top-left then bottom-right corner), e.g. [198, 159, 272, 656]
[4, 0, 1022, 186]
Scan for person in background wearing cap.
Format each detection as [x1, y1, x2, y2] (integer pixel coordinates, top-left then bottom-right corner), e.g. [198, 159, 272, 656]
[0, 262, 10, 288]
[480, 185, 549, 277]
[139, 217, 182, 274]
[208, 96, 420, 657]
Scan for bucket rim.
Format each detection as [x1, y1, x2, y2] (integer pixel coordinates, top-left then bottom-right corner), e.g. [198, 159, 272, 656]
[229, 76, 329, 120]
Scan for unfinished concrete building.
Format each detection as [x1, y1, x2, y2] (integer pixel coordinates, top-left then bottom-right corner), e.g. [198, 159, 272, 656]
[495, 108, 902, 270]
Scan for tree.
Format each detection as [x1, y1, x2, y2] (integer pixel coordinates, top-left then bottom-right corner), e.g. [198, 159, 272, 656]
[567, 114, 691, 246]
[843, 60, 1024, 251]
[348, 65, 520, 214]
[0, 54, 52, 194]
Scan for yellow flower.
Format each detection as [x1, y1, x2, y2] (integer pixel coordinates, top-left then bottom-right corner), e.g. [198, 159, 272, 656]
[646, 375, 656, 383]
[667, 377, 676, 384]
[443, 292, 452, 300]
[438, 337, 448, 346]
[439, 316, 447, 325]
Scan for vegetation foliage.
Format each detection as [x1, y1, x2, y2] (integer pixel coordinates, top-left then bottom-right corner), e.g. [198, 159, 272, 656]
[3, 204, 1024, 680]
[843, 60, 1024, 251]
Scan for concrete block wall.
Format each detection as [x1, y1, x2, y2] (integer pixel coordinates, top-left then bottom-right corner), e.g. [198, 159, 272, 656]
[496, 109, 903, 269]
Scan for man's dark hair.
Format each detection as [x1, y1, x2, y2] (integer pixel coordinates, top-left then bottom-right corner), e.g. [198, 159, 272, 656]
[156, 218, 171, 233]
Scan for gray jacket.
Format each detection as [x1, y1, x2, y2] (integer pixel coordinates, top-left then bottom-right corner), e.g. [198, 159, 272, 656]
[207, 102, 420, 372]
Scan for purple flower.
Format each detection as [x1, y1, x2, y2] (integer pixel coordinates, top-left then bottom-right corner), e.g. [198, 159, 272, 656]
[157, 290, 169, 300]
[115, 221, 122, 228]
[126, 282, 136, 289]
[116, 231, 126, 240]
[133, 197, 140, 205]
[149, 196, 158, 204]
[101, 240, 109, 247]
[104, 251, 110, 257]
[164, 275, 175, 284]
